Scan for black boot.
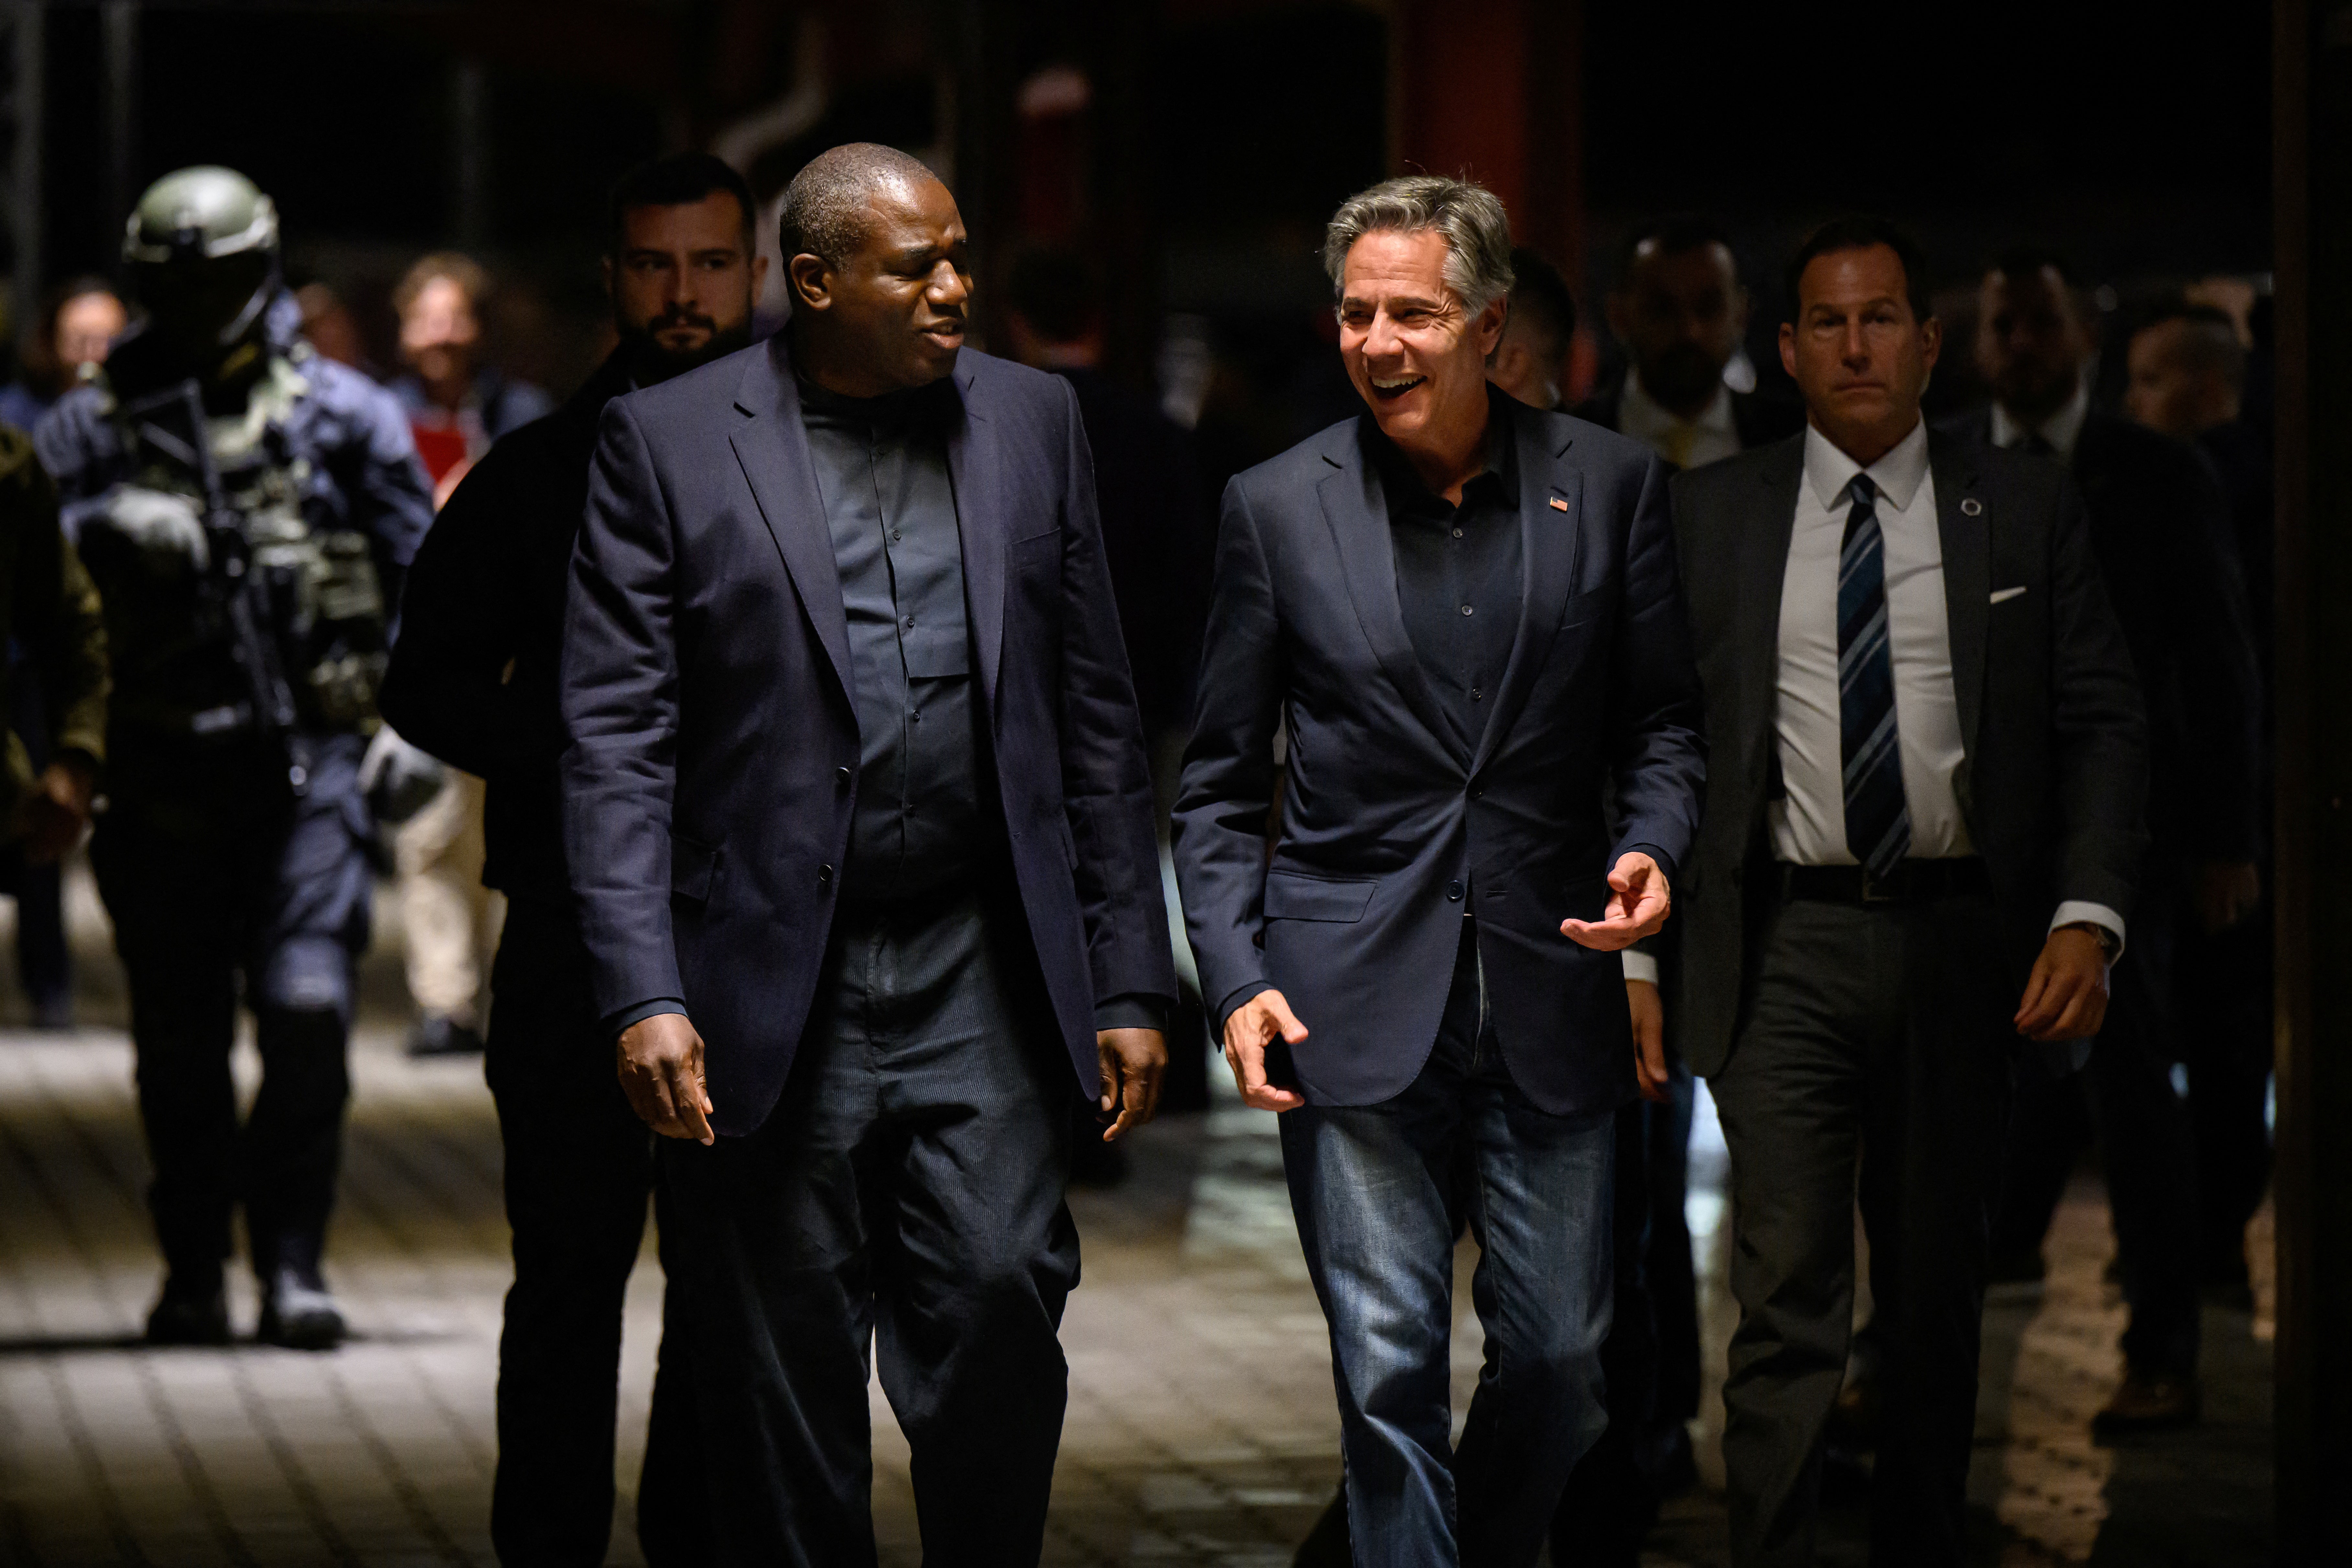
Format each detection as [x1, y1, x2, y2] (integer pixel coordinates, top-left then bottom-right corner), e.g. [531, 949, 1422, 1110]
[258, 1263, 346, 1350]
[145, 1271, 230, 1346]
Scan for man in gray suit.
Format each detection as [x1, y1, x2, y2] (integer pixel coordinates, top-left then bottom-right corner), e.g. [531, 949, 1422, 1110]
[1667, 217, 2145, 1567]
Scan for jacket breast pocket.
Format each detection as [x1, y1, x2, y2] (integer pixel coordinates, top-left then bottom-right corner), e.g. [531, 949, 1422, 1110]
[1264, 870, 1377, 922]
[671, 834, 721, 903]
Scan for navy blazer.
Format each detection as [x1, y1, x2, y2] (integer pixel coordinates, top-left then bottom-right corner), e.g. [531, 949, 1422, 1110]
[560, 337, 1176, 1137]
[1172, 400, 1707, 1118]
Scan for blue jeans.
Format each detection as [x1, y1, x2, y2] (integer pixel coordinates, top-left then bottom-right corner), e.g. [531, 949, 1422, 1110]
[1280, 921, 1616, 1567]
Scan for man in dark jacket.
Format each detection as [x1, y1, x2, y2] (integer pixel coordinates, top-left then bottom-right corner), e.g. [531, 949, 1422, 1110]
[1952, 250, 2262, 1430]
[1177, 175, 1705, 1565]
[379, 152, 764, 1566]
[560, 144, 1174, 1564]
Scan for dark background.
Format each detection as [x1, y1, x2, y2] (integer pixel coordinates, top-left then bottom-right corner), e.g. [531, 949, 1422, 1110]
[3, 0, 2274, 478]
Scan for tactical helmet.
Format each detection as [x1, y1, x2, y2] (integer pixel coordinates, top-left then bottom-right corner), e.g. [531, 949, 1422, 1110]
[122, 166, 282, 365]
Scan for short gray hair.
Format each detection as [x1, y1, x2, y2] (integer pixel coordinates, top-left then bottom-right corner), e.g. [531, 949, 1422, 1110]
[778, 142, 943, 268]
[1322, 175, 1516, 317]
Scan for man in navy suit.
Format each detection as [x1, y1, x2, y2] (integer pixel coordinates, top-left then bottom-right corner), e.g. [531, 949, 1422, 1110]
[560, 143, 1176, 1564]
[1174, 176, 1706, 1565]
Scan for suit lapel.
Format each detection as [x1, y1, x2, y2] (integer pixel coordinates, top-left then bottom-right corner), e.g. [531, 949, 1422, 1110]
[1315, 426, 1458, 755]
[945, 360, 1007, 703]
[728, 339, 851, 706]
[1469, 413, 1584, 777]
[1741, 438, 1805, 767]
[1931, 431, 1990, 760]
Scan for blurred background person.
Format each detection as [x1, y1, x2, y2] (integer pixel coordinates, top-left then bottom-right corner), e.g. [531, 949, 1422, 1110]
[35, 166, 435, 1351]
[388, 253, 548, 1059]
[1, 278, 128, 431]
[380, 150, 767, 1565]
[1486, 240, 1706, 1559]
[1486, 246, 1577, 412]
[1002, 246, 1212, 778]
[0, 276, 122, 1029]
[2126, 297, 2277, 1308]
[1955, 248, 2261, 1431]
[391, 253, 553, 505]
[1575, 215, 1801, 467]
[1002, 245, 1215, 1131]
[293, 280, 383, 382]
[0, 421, 106, 1031]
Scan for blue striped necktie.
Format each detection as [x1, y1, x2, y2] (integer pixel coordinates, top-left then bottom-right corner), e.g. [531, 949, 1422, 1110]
[1837, 473, 1911, 878]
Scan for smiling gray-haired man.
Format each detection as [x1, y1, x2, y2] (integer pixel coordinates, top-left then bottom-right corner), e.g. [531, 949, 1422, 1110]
[1174, 175, 1706, 1564]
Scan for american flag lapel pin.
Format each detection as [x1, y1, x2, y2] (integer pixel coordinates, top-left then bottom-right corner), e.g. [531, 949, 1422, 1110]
[1548, 495, 1568, 511]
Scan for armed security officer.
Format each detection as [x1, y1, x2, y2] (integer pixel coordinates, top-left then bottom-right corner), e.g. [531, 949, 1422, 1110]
[35, 167, 436, 1350]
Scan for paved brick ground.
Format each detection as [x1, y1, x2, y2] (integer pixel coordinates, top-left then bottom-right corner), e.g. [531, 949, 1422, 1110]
[0, 867, 2276, 1566]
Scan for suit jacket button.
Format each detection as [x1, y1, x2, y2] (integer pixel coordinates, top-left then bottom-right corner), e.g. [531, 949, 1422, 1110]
[1447, 879, 1464, 902]
[836, 766, 852, 786]
[818, 864, 834, 888]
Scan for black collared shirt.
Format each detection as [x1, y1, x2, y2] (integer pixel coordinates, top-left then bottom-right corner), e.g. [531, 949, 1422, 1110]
[1376, 394, 1522, 758]
[798, 376, 994, 909]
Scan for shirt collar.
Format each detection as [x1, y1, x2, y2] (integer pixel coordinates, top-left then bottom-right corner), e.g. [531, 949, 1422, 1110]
[1370, 385, 1520, 511]
[1803, 415, 1930, 513]
[1621, 367, 1735, 440]
[1989, 374, 2091, 459]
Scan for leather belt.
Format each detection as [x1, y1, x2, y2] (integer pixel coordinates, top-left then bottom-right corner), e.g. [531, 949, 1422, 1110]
[1778, 857, 1989, 906]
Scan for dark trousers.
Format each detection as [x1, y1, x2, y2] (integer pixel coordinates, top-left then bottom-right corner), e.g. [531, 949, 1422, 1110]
[659, 881, 1079, 1567]
[1281, 921, 1615, 1568]
[91, 734, 372, 1283]
[1991, 897, 2199, 1373]
[486, 899, 701, 1568]
[1711, 892, 2012, 1568]
[2177, 897, 2274, 1285]
[1647, 1064, 1701, 1428]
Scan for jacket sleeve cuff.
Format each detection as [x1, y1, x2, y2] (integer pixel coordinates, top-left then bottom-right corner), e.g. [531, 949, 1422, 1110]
[2050, 901, 2127, 963]
[1621, 949, 1661, 986]
[1213, 980, 1274, 1035]
[1093, 993, 1169, 1034]
[604, 997, 687, 1037]
[1618, 842, 1677, 887]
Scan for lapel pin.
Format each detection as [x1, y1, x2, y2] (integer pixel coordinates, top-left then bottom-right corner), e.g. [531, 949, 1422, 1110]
[1961, 497, 1983, 516]
[1548, 496, 1569, 511]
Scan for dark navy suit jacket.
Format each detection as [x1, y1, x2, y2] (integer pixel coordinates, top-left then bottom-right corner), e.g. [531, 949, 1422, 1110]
[560, 337, 1175, 1138]
[1172, 400, 1707, 1118]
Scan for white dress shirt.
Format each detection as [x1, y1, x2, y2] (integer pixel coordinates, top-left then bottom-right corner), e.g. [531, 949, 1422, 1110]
[1618, 368, 1742, 470]
[1772, 421, 1974, 863]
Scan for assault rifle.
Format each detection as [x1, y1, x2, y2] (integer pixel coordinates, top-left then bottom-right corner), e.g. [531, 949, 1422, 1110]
[116, 378, 300, 744]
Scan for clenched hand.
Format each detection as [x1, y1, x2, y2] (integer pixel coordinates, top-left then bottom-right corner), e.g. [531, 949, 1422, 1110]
[2014, 925, 2111, 1042]
[1096, 1027, 1167, 1142]
[617, 1011, 715, 1143]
